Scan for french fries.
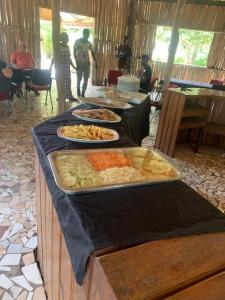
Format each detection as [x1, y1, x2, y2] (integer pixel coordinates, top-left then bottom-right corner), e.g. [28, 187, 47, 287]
[60, 125, 114, 140]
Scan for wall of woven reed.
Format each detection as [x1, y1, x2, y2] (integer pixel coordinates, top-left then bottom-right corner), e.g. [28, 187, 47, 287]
[137, 1, 225, 32]
[0, 0, 38, 63]
[151, 61, 225, 82]
[1, 0, 225, 83]
[207, 33, 225, 71]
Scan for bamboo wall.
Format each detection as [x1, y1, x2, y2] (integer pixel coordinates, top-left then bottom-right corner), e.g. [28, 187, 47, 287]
[1, 0, 225, 84]
[207, 33, 225, 71]
[137, 1, 225, 32]
[94, 0, 128, 84]
[152, 61, 225, 82]
[0, 0, 38, 63]
[131, 24, 156, 75]
[39, 0, 96, 17]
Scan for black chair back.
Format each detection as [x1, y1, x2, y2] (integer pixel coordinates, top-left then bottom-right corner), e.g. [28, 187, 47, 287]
[11, 69, 24, 85]
[32, 69, 51, 86]
[0, 75, 11, 94]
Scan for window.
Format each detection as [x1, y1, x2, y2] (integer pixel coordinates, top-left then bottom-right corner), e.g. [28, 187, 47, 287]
[152, 26, 214, 67]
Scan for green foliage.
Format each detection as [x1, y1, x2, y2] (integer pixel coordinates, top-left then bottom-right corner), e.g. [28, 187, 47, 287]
[178, 29, 213, 66]
[40, 22, 53, 59]
[174, 56, 185, 64]
[152, 26, 214, 67]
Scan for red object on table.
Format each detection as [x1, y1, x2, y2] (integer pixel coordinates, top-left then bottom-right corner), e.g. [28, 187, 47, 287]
[210, 79, 224, 86]
[108, 70, 123, 86]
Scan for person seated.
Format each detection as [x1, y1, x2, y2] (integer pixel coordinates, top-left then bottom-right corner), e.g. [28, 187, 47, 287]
[11, 41, 36, 72]
[11, 41, 38, 96]
[139, 54, 152, 94]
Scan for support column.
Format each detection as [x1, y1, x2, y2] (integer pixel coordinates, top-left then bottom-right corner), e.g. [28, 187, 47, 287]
[162, 0, 186, 90]
[34, 0, 41, 68]
[127, 0, 138, 49]
[51, 0, 65, 113]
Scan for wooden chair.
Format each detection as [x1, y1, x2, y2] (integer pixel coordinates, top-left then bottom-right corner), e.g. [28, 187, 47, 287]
[200, 122, 225, 152]
[179, 105, 210, 152]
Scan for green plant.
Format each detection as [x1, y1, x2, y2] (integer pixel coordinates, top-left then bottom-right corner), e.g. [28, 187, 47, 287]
[40, 22, 53, 59]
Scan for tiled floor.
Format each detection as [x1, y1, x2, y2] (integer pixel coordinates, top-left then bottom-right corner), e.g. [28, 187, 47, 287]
[0, 86, 225, 299]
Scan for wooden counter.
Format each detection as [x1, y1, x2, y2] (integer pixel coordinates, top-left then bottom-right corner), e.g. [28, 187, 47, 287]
[35, 152, 225, 300]
[155, 88, 225, 157]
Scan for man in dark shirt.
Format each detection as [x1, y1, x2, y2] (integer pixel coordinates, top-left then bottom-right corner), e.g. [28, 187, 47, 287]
[116, 36, 132, 71]
[139, 54, 152, 94]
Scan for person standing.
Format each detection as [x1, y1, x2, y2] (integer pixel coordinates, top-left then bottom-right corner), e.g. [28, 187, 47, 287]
[51, 32, 77, 102]
[74, 29, 98, 97]
[116, 36, 132, 72]
[139, 54, 152, 94]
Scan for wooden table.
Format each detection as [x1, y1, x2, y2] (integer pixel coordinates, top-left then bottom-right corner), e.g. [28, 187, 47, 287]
[155, 88, 225, 157]
[35, 152, 225, 300]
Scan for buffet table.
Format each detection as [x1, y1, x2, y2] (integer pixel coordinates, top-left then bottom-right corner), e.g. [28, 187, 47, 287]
[33, 99, 225, 300]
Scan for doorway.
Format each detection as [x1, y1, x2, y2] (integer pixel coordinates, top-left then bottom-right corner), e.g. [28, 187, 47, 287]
[39, 8, 95, 95]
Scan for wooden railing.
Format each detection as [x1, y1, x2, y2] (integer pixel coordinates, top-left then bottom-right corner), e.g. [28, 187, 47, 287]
[151, 61, 225, 83]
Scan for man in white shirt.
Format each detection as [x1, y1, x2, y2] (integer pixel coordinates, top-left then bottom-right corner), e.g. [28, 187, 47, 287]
[74, 29, 98, 97]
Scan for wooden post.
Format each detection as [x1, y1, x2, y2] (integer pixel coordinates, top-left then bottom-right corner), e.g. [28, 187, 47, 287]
[162, 0, 186, 90]
[127, 0, 138, 74]
[34, 0, 41, 68]
[127, 0, 138, 48]
[51, 0, 65, 113]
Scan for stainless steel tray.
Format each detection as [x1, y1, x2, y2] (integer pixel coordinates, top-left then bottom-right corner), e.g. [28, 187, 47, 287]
[48, 147, 181, 195]
[80, 97, 133, 110]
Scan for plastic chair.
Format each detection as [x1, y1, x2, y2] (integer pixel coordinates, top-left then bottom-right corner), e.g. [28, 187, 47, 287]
[108, 70, 123, 86]
[25, 69, 53, 109]
[0, 75, 16, 118]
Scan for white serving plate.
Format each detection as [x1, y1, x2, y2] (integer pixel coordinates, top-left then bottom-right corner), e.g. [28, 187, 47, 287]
[80, 97, 133, 110]
[72, 109, 122, 123]
[57, 126, 119, 143]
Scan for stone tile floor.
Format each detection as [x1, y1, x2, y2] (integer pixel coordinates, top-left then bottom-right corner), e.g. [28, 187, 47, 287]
[0, 87, 225, 299]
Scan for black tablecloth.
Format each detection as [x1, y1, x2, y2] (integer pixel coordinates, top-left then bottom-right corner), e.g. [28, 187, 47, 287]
[32, 100, 225, 285]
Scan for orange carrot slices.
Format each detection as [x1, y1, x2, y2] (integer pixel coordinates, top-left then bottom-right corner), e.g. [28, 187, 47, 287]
[86, 151, 132, 171]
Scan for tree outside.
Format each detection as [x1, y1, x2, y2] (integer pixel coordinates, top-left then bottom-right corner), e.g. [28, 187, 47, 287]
[152, 26, 214, 67]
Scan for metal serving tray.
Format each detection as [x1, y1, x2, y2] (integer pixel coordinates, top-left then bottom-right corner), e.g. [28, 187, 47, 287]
[48, 147, 181, 195]
[80, 97, 133, 110]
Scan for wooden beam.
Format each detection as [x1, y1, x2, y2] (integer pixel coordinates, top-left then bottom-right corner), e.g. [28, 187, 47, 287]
[144, 0, 225, 7]
[51, 0, 66, 113]
[34, 0, 41, 68]
[162, 0, 186, 90]
[127, 0, 138, 48]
